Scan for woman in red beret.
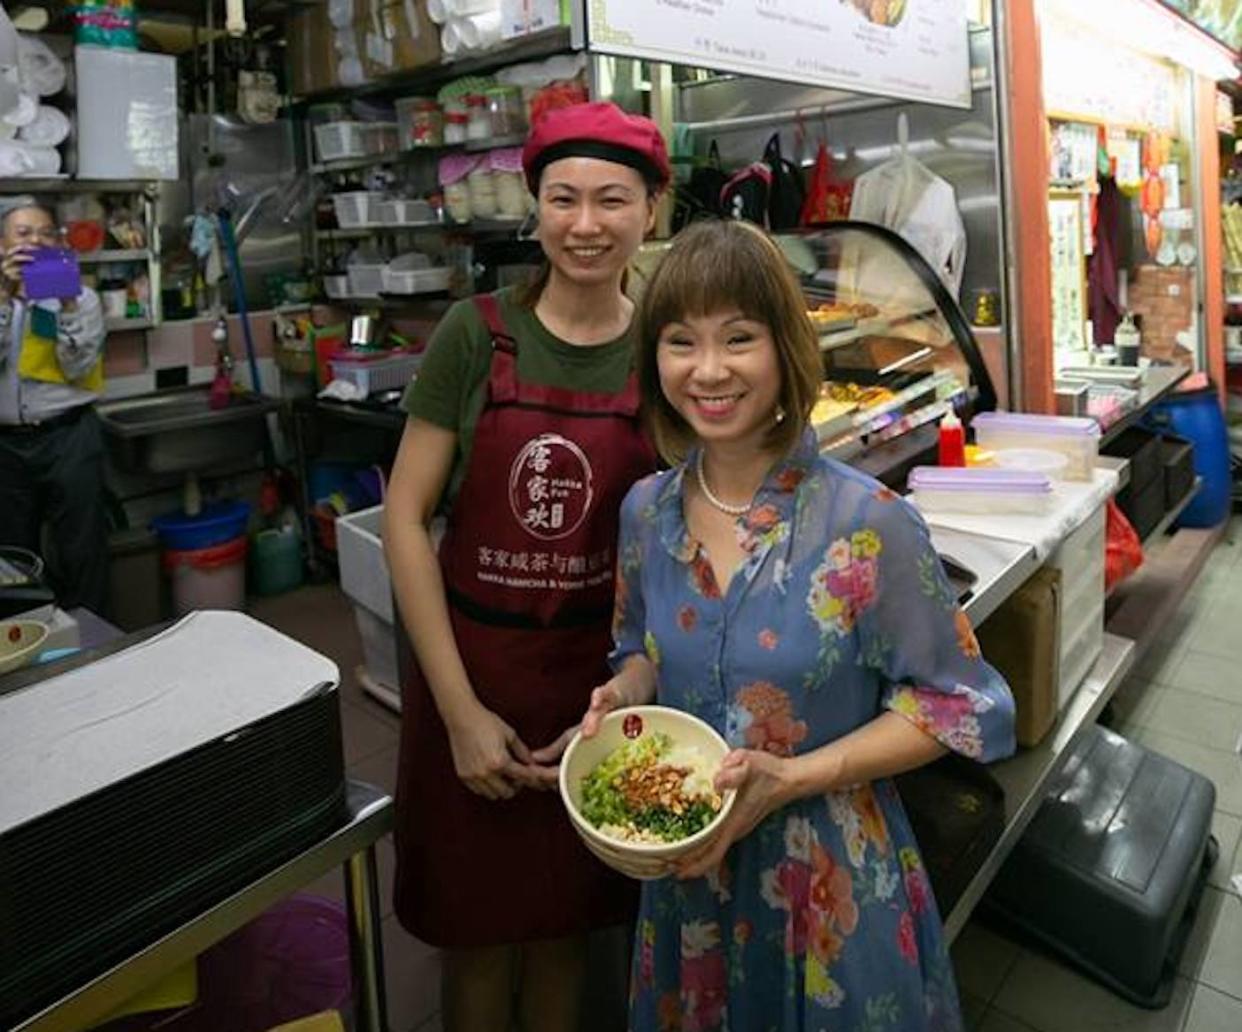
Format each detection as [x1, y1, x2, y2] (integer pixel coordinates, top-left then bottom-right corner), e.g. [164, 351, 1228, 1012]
[384, 102, 669, 1031]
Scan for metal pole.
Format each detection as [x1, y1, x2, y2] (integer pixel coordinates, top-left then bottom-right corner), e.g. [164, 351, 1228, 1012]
[991, 0, 1023, 410]
[343, 846, 389, 1032]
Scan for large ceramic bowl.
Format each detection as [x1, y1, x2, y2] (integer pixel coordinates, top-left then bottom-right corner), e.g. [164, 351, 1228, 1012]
[559, 705, 736, 880]
[0, 620, 50, 675]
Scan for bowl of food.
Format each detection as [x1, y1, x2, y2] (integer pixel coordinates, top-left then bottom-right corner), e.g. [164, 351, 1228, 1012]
[0, 620, 50, 675]
[559, 706, 736, 880]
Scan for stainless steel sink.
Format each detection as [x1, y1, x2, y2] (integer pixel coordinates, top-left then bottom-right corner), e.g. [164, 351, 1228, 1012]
[99, 385, 280, 475]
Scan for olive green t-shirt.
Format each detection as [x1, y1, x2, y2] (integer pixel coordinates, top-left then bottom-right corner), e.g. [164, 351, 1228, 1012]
[402, 286, 637, 508]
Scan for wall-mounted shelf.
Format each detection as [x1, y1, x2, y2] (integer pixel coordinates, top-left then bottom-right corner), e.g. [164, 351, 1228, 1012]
[79, 249, 151, 264]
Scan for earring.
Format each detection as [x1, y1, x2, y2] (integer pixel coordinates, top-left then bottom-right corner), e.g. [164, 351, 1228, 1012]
[774, 406, 787, 424]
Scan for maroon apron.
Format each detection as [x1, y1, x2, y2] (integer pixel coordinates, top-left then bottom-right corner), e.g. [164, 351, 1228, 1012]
[393, 294, 654, 948]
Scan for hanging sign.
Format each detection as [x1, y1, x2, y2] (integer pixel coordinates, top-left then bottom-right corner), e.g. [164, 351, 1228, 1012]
[586, 0, 973, 110]
[1049, 192, 1088, 352]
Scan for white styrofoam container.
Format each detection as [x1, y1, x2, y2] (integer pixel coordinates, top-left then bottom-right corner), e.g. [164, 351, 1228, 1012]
[338, 505, 392, 623]
[338, 505, 399, 691]
[75, 47, 179, 180]
[1045, 502, 1106, 708]
[354, 603, 399, 691]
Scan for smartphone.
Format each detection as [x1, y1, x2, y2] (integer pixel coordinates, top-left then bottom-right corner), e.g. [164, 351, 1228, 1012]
[21, 247, 82, 302]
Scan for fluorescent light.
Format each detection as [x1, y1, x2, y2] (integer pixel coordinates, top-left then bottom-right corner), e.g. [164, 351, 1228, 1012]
[1039, 0, 1238, 81]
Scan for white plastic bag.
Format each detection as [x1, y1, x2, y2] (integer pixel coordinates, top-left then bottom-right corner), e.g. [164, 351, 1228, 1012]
[17, 34, 66, 97]
[0, 139, 61, 176]
[18, 104, 70, 146]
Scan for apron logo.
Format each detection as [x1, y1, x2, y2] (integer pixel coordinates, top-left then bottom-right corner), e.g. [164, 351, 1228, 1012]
[509, 433, 594, 541]
[622, 713, 643, 739]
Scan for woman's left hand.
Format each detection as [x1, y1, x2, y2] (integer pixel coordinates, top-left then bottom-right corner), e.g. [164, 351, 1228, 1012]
[675, 749, 796, 880]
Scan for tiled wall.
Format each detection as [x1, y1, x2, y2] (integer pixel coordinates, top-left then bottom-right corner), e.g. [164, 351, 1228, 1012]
[1128, 264, 1197, 366]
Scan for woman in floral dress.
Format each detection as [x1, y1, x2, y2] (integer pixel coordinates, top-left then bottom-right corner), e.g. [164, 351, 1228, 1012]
[575, 220, 1015, 1031]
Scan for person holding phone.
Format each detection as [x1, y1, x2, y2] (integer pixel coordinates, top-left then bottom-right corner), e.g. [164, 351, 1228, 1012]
[0, 195, 108, 610]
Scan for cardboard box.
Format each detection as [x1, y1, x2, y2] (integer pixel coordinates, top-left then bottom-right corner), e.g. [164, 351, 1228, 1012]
[287, 3, 339, 96]
[356, 0, 441, 80]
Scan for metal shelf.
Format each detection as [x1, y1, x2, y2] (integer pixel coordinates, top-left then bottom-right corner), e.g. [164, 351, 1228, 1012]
[942, 633, 1137, 942]
[316, 224, 443, 240]
[464, 133, 527, 153]
[104, 317, 153, 332]
[78, 249, 151, 263]
[0, 178, 157, 194]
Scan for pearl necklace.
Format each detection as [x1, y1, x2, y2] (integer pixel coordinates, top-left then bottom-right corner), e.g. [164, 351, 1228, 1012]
[695, 451, 753, 517]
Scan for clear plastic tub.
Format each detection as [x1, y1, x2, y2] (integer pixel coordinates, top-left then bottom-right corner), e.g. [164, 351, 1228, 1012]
[362, 122, 399, 156]
[376, 198, 436, 226]
[323, 274, 350, 299]
[332, 192, 381, 229]
[314, 121, 368, 162]
[346, 261, 386, 297]
[908, 466, 1054, 515]
[383, 266, 451, 295]
[329, 350, 424, 395]
[992, 447, 1071, 480]
[972, 412, 1100, 481]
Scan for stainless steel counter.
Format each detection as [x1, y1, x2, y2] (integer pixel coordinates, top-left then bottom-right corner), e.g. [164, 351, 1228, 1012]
[929, 525, 1040, 627]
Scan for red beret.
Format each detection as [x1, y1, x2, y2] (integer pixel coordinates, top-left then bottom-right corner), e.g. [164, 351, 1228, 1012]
[522, 101, 671, 193]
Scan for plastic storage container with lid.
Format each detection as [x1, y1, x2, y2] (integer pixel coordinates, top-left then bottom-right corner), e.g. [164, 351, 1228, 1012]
[908, 466, 1054, 515]
[992, 447, 1071, 480]
[313, 121, 368, 162]
[332, 191, 380, 229]
[971, 411, 1100, 481]
[485, 85, 527, 138]
[395, 96, 442, 149]
[489, 148, 529, 219]
[467, 164, 498, 218]
[376, 198, 436, 226]
[439, 154, 479, 224]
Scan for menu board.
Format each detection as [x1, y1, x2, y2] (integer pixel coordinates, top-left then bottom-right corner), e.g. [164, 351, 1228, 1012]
[586, 0, 972, 109]
[1049, 194, 1087, 351]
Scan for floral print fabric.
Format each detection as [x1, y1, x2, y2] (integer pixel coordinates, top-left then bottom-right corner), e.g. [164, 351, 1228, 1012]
[613, 429, 1014, 1031]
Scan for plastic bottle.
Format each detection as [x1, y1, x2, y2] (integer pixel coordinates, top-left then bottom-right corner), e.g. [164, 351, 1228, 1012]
[937, 408, 966, 467]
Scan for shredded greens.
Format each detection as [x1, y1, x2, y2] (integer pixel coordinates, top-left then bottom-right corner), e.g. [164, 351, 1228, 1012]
[580, 733, 721, 843]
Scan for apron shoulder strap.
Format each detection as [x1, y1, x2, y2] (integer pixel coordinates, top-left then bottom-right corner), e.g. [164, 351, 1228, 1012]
[471, 294, 516, 355]
[472, 294, 518, 402]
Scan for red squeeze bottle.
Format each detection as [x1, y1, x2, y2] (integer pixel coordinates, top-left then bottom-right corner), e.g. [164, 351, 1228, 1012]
[938, 409, 966, 467]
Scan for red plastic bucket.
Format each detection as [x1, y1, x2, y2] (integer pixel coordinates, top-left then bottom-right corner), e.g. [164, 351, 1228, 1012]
[162, 535, 248, 615]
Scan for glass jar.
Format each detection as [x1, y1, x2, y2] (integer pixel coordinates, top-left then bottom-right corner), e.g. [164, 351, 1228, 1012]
[408, 98, 442, 148]
[465, 94, 490, 142]
[443, 99, 468, 145]
[444, 181, 472, 223]
[467, 166, 498, 218]
[485, 85, 527, 139]
[494, 170, 527, 219]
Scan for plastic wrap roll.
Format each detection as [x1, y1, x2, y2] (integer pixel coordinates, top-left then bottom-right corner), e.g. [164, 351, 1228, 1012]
[0, 139, 61, 176]
[427, 0, 449, 23]
[18, 105, 70, 146]
[441, 21, 462, 56]
[17, 34, 66, 96]
[1, 90, 36, 128]
[454, 11, 501, 50]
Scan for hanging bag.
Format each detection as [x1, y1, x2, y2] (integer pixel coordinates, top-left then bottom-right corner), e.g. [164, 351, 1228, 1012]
[720, 161, 772, 226]
[800, 139, 854, 225]
[763, 132, 805, 231]
[673, 140, 730, 231]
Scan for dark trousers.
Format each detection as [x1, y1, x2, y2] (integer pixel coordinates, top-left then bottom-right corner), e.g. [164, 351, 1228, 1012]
[0, 406, 109, 612]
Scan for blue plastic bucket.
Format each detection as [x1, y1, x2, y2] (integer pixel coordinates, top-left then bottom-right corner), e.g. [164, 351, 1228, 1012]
[1148, 384, 1231, 529]
[151, 501, 251, 551]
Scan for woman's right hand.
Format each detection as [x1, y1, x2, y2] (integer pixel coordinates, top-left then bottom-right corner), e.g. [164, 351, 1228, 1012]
[0, 245, 32, 294]
[445, 702, 536, 801]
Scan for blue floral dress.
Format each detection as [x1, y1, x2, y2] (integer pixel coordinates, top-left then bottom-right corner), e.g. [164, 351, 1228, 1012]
[613, 430, 1015, 1032]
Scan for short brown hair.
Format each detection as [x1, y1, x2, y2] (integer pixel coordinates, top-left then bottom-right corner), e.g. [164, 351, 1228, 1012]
[638, 219, 821, 464]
